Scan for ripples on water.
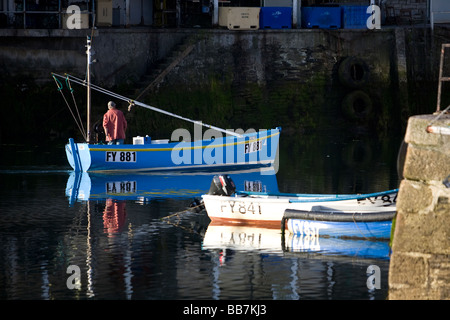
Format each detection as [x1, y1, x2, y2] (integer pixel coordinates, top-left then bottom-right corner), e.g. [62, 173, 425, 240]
[0, 133, 399, 301]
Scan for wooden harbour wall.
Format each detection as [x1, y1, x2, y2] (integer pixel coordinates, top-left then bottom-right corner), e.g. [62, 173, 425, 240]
[389, 114, 450, 299]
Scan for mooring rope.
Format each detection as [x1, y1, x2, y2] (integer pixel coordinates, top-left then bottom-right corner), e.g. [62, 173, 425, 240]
[160, 202, 206, 234]
[161, 202, 205, 221]
[352, 212, 371, 241]
[426, 104, 450, 135]
[428, 104, 450, 127]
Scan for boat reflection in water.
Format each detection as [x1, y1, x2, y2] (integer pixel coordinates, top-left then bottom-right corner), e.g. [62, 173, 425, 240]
[65, 167, 279, 205]
[65, 167, 279, 238]
[66, 167, 392, 259]
[202, 223, 390, 299]
[202, 223, 391, 260]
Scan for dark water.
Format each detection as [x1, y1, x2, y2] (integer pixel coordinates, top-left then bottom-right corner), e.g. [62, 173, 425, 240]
[0, 131, 401, 301]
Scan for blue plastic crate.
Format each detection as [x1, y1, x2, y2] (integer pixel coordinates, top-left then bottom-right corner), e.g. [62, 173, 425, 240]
[301, 6, 341, 29]
[341, 5, 370, 29]
[260, 7, 292, 29]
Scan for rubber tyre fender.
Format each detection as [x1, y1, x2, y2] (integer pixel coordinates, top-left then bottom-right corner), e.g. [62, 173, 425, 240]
[341, 90, 373, 120]
[338, 57, 370, 88]
[341, 140, 373, 168]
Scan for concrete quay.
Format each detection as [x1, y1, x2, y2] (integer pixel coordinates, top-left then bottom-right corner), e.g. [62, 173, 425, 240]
[389, 114, 450, 300]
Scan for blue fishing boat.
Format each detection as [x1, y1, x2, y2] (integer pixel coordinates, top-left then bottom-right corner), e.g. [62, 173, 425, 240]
[65, 127, 281, 172]
[282, 207, 395, 240]
[54, 37, 281, 173]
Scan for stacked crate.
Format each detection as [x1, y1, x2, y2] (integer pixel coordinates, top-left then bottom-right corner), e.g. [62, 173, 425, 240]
[260, 7, 292, 29]
[341, 6, 371, 29]
[301, 6, 341, 29]
[301, 5, 371, 30]
[218, 7, 260, 30]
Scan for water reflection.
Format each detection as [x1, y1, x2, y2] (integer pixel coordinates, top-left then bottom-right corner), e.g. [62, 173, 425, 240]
[202, 223, 389, 300]
[203, 223, 390, 260]
[103, 199, 127, 236]
[65, 167, 279, 204]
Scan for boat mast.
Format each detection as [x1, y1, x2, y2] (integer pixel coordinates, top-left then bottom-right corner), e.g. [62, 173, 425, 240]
[86, 36, 92, 143]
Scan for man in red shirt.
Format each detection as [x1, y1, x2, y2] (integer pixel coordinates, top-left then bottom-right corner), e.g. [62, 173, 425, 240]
[103, 101, 127, 145]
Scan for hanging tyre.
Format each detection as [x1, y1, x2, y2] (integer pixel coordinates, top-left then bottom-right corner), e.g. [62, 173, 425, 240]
[342, 90, 373, 120]
[338, 57, 370, 88]
[341, 140, 373, 168]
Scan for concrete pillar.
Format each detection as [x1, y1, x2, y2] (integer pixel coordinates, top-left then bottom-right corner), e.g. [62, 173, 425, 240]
[394, 28, 410, 119]
[212, 0, 218, 27]
[292, 0, 297, 29]
[389, 114, 450, 300]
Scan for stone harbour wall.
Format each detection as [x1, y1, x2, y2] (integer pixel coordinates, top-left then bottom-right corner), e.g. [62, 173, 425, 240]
[389, 114, 450, 300]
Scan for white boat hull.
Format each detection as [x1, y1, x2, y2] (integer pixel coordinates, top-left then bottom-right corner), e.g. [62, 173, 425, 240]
[202, 189, 397, 228]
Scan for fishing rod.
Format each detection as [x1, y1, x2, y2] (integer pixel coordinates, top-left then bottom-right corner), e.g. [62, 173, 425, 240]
[51, 72, 243, 138]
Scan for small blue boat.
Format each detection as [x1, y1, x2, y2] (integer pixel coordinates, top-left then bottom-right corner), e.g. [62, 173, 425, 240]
[283, 206, 395, 240]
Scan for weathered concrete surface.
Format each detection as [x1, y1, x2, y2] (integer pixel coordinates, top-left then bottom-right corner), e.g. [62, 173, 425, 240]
[389, 114, 450, 300]
[0, 28, 189, 87]
[159, 28, 397, 88]
[1, 26, 449, 142]
[0, 28, 397, 87]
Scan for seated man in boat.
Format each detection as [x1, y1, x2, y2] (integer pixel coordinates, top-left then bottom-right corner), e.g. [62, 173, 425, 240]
[103, 101, 127, 145]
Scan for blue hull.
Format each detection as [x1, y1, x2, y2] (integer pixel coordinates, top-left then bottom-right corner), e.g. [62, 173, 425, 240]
[285, 234, 391, 259]
[287, 219, 393, 239]
[65, 127, 281, 172]
[284, 208, 395, 240]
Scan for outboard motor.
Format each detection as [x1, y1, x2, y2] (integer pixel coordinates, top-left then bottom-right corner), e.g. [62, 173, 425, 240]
[207, 175, 236, 196]
[189, 175, 236, 213]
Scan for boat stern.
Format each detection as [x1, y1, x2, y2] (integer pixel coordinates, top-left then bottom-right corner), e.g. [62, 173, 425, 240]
[65, 138, 91, 171]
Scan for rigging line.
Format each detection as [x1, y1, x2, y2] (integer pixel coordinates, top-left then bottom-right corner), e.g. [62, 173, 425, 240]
[59, 90, 88, 141]
[53, 73, 137, 102]
[52, 73, 243, 138]
[52, 75, 88, 141]
[66, 75, 86, 136]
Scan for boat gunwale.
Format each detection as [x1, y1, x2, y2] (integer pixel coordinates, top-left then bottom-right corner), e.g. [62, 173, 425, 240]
[203, 189, 399, 203]
[71, 128, 281, 152]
